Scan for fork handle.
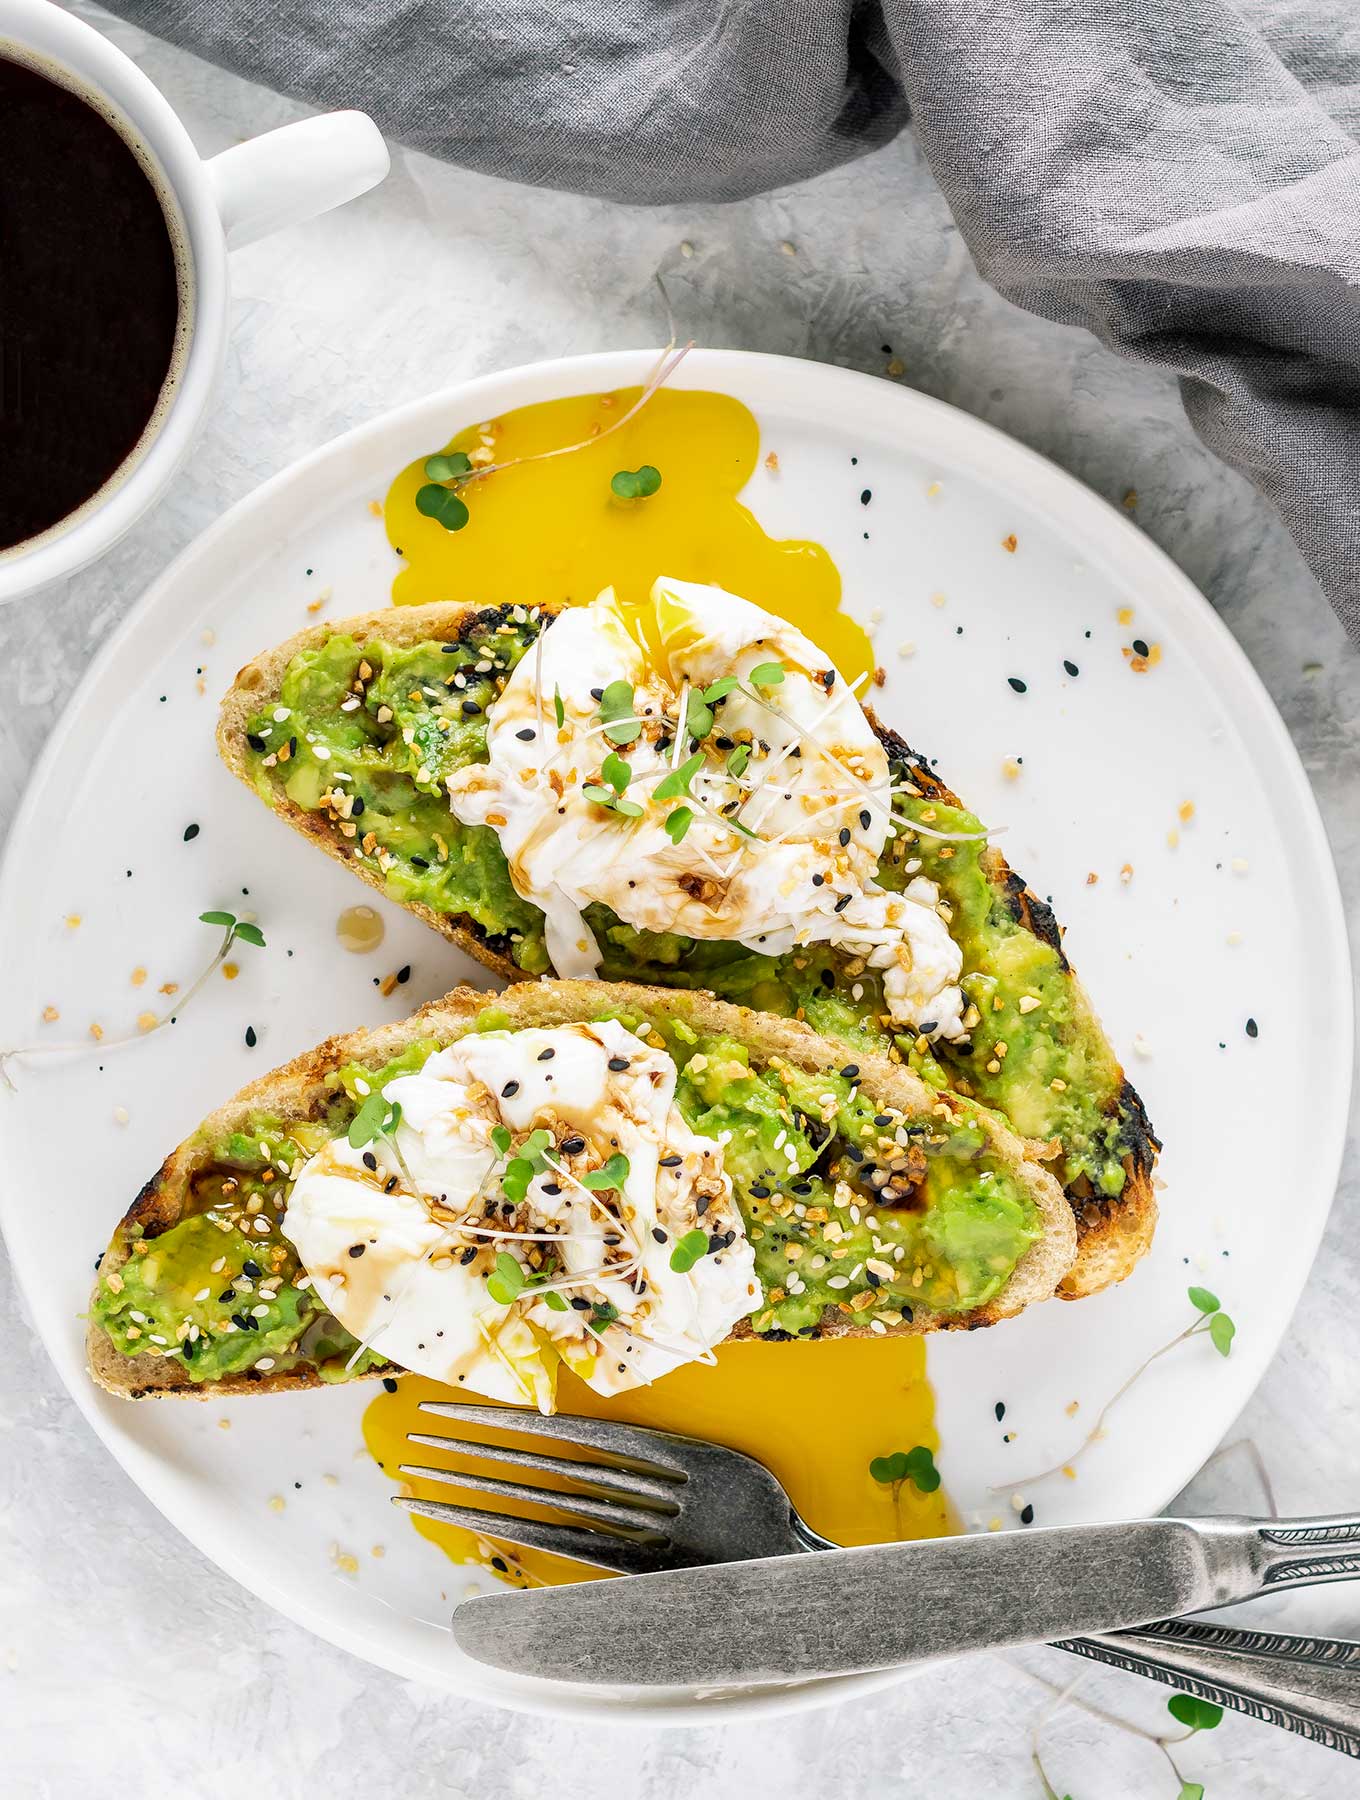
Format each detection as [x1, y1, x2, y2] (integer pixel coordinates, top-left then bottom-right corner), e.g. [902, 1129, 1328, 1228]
[1056, 1619, 1360, 1757]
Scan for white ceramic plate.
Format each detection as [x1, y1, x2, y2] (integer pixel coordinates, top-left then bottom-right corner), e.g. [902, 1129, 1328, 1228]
[1, 350, 1351, 1722]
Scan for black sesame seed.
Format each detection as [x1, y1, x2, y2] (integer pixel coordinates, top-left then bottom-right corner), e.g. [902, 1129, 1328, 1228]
[461, 699, 482, 716]
[1063, 660, 1079, 677]
[219, 1290, 236, 1304]
[348, 1244, 366, 1259]
[660, 1154, 682, 1167]
[918, 1020, 938, 1036]
[834, 893, 852, 913]
[570, 1296, 591, 1311]
[231, 1312, 251, 1332]
[838, 827, 851, 847]
[537, 1048, 556, 1061]
[840, 1064, 859, 1079]
[561, 1136, 586, 1155]
[93, 1251, 104, 1271]
[1133, 638, 1150, 658]
[1020, 1503, 1035, 1526]
[183, 823, 200, 841]
[382, 1376, 399, 1392]
[362, 1151, 378, 1171]
[844, 1144, 864, 1163]
[873, 1113, 892, 1128]
[384, 1176, 398, 1193]
[749, 1183, 771, 1198]
[243, 1260, 262, 1279]
[589, 687, 604, 701]
[652, 1227, 668, 1243]
[995, 1401, 1006, 1421]
[502, 1080, 520, 1097]
[859, 809, 871, 829]
[515, 727, 536, 741]
[859, 488, 872, 506]
[607, 1056, 629, 1072]
[246, 733, 266, 751]
[819, 969, 835, 989]
[410, 857, 429, 870]
[866, 1269, 881, 1288]
[1007, 677, 1027, 694]
[707, 1232, 726, 1255]
[459, 1247, 477, 1266]
[397, 965, 411, 983]
[1246, 1017, 1259, 1038]
[812, 873, 824, 887]
[540, 1182, 561, 1197]
[244, 1026, 257, 1048]
[352, 796, 365, 815]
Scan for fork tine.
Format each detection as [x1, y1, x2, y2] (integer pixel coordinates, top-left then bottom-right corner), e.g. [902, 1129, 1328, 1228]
[404, 1431, 682, 1504]
[392, 1495, 673, 1575]
[398, 1462, 674, 1533]
[416, 1400, 695, 1472]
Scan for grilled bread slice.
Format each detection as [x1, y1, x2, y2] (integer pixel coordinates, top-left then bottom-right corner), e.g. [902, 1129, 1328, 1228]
[88, 981, 1074, 1400]
[218, 601, 1157, 1301]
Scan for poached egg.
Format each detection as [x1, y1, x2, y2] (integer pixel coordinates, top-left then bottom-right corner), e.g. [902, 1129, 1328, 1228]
[445, 578, 967, 1038]
[283, 1019, 758, 1411]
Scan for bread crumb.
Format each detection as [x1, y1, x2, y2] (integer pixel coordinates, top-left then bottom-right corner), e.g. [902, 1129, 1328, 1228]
[1117, 606, 1135, 626]
[136, 1011, 158, 1033]
[1119, 863, 1134, 884]
[897, 640, 916, 658]
[268, 1495, 286, 1513]
[1085, 872, 1098, 886]
[886, 357, 905, 377]
[764, 450, 779, 473]
[368, 499, 383, 517]
[89, 1022, 104, 1042]
[41, 1005, 59, 1023]
[925, 481, 941, 498]
[222, 961, 239, 982]
[113, 1105, 130, 1125]
[1001, 534, 1018, 553]
[930, 591, 946, 608]
[65, 913, 82, 930]
[1001, 757, 1022, 781]
[1178, 800, 1195, 823]
[1122, 489, 1137, 510]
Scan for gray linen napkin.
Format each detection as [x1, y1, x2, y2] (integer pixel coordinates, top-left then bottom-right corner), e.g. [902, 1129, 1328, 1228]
[103, 0, 1360, 644]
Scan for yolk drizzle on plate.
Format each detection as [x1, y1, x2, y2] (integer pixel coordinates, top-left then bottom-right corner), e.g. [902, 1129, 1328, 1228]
[363, 1336, 953, 1587]
[383, 386, 874, 686]
[372, 385, 937, 1583]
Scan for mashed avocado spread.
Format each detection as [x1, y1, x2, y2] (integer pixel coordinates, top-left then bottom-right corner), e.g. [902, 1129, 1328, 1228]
[239, 608, 1145, 1204]
[91, 1014, 1041, 1384]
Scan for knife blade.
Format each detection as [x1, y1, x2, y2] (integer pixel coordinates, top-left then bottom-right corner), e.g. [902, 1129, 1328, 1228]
[451, 1516, 1263, 1686]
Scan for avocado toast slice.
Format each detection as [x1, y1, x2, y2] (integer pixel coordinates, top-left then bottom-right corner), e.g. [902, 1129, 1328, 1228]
[219, 599, 1157, 1303]
[87, 981, 1074, 1399]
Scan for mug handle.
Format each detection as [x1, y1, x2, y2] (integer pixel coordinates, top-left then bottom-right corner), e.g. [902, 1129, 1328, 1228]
[205, 111, 389, 251]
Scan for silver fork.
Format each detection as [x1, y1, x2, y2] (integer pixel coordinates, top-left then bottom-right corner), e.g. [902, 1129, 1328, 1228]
[396, 1401, 1360, 1752]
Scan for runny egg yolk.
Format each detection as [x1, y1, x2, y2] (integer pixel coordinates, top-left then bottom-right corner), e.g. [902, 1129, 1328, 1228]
[383, 384, 874, 687]
[363, 1334, 955, 1587]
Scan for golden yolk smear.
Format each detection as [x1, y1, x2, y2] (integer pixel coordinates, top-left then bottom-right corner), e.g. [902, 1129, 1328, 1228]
[383, 387, 874, 686]
[363, 1335, 954, 1588]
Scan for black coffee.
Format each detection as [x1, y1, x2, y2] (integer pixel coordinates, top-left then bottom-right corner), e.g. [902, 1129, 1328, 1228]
[0, 52, 183, 551]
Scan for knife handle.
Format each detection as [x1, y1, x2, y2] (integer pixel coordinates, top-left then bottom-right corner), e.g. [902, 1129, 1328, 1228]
[1251, 1514, 1360, 1594]
[1057, 1619, 1360, 1758]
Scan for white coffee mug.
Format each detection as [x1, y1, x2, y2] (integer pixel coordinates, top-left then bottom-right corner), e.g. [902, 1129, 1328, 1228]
[0, 0, 390, 604]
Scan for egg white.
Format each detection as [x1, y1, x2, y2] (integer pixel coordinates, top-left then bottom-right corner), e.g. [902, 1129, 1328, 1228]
[445, 578, 966, 1037]
[283, 1020, 758, 1411]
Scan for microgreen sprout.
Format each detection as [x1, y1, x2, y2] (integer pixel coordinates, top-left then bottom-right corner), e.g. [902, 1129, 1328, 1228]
[347, 1091, 403, 1149]
[1000, 1287, 1240, 1491]
[581, 1152, 630, 1192]
[582, 783, 645, 818]
[553, 685, 566, 730]
[485, 1251, 525, 1305]
[748, 660, 786, 688]
[600, 750, 634, 794]
[726, 743, 750, 779]
[610, 465, 662, 499]
[702, 675, 740, 704]
[653, 751, 705, 802]
[664, 805, 694, 846]
[684, 688, 716, 742]
[868, 1445, 941, 1495]
[599, 679, 640, 746]
[502, 1127, 554, 1204]
[424, 451, 473, 482]
[414, 483, 470, 533]
[1, 909, 267, 1090]
[669, 1227, 709, 1273]
[1167, 1695, 1223, 1735]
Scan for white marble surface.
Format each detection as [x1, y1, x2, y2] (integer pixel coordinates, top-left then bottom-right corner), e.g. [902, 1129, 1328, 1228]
[4, 6, 1360, 1795]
